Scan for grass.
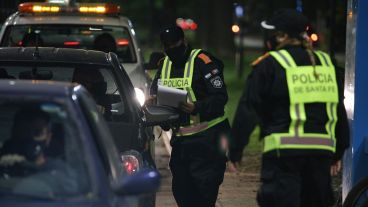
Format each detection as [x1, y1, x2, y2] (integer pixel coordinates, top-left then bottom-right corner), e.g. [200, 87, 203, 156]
[143, 48, 263, 154]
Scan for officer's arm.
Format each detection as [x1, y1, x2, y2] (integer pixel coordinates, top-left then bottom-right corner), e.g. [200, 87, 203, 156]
[245, 58, 274, 119]
[193, 53, 228, 116]
[149, 62, 163, 96]
[229, 84, 259, 162]
[334, 66, 350, 161]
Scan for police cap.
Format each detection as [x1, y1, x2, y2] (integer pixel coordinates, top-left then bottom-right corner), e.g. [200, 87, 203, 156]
[261, 9, 309, 38]
[160, 26, 184, 47]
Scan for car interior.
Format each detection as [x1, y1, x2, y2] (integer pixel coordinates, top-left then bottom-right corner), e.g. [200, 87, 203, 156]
[0, 102, 90, 198]
[1, 25, 137, 63]
[0, 66, 130, 123]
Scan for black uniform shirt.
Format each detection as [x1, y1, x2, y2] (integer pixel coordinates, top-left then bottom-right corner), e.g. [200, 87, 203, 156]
[150, 48, 228, 126]
[246, 45, 349, 160]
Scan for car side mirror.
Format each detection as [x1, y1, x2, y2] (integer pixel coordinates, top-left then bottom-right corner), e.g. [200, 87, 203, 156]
[144, 52, 165, 70]
[143, 105, 179, 126]
[112, 169, 161, 195]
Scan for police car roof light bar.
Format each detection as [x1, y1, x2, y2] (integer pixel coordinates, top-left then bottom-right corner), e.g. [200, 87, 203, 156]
[19, 3, 62, 13]
[78, 3, 120, 15]
[18, 2, 120, 15]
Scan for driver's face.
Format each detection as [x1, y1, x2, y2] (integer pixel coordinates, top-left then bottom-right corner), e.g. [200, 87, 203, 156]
[33, 126, 52, 146]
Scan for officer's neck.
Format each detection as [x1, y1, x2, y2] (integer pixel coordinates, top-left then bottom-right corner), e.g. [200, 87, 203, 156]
[276, 39, 302, 50]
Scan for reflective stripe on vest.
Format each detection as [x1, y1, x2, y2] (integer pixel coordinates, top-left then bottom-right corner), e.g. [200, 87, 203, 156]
[159, 49, 226, 136]
[263, 50, 338, 153]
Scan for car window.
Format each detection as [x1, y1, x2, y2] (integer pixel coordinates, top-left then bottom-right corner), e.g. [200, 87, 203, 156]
[77, 89, 126, 181]
[0, 101, 91, 200]
[1, 25, 137, 63]
[0, 64, 132, 123]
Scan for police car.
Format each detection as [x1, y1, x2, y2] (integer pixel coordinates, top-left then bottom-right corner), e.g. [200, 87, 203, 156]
[0, 1, 148, 106]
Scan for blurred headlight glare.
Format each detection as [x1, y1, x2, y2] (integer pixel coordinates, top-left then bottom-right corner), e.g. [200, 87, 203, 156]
[134, 87, 145, 106]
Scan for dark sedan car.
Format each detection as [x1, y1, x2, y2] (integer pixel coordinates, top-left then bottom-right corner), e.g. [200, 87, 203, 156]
[0, 80, 163, 207]
[0, 47, 178, 206]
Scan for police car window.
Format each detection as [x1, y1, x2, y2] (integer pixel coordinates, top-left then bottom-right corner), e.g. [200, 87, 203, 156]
[0, 101, 91, 199]
[1, 25, 137, 63]
[0, 65, 130, 123]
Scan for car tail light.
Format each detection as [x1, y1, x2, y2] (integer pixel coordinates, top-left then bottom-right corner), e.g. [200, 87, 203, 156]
[121, 154, 140, 175]
[64, 41, 80, 46]
[116, 38, 129, 46]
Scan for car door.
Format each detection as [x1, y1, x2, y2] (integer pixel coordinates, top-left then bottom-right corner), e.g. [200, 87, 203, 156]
[76, 89, 140, 207]
[107, 55, 151, 159]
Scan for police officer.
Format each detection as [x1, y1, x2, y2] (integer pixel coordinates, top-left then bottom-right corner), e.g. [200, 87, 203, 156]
[240, 9, 350, 207]
[150, 26, 230, 207]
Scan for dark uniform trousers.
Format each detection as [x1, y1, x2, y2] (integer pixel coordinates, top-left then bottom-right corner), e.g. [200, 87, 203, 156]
[169, 125, 228, 207]
[257, 156, 333, 207]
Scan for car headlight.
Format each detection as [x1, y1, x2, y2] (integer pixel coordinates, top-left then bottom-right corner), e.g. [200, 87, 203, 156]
[134, 87, 145, 106]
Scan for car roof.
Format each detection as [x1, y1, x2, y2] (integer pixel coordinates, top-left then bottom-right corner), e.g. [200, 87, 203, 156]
[9, 13, 131, 27]
[0, 47, 111, 65]
[0, 79, 77, 97]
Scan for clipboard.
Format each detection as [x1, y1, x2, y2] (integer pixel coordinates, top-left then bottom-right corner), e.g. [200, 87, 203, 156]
[157, 85, 188, 108]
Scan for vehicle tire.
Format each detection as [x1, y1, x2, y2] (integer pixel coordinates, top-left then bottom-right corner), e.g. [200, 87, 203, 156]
[343, 178, 368, 207]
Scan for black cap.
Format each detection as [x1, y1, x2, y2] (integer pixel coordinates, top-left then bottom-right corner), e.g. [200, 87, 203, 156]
[160, 26, 184, 47]
[261, 9, 309, 38]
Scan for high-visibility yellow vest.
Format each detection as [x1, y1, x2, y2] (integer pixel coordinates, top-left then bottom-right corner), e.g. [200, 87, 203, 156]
[159, 49, 226, 136]
[263, 50, 339, 153]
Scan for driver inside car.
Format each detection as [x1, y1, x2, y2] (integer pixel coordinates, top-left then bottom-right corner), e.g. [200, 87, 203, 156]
[0, 107, 79, 196]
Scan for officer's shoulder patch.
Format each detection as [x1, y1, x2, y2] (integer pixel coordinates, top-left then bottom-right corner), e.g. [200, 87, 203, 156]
[198, 53, 212, 64]
[251, 52, 270, 67]
[210, 76, 223, 88]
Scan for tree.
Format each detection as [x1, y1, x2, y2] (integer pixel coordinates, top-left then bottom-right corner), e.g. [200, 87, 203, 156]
[195, 0, 234, 55]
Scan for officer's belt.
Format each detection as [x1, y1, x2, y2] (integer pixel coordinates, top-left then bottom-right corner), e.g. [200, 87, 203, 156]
[177, 116, 226, 136]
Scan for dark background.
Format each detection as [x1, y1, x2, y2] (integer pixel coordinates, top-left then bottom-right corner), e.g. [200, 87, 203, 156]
[0, 0, 347, 60]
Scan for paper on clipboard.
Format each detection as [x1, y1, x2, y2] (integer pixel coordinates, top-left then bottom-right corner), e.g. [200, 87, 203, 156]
[157, 85, 188, 108]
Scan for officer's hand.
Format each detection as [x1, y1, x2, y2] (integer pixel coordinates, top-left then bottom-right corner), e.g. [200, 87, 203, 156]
[144, 96, 156, 106]
[330, 160, 341, 176]
[179, 101, 195, 114]
[227, 161, 240, 173]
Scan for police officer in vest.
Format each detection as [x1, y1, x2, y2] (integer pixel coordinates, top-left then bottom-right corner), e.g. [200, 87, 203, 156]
[240, 9, 350, 207]
[150, 25, 230, 207]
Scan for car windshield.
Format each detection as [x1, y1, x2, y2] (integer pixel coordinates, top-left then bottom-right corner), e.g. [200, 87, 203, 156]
[0, 63, 130, 123]
[0, 101, 91, 200]
[1, 25, 137, 63]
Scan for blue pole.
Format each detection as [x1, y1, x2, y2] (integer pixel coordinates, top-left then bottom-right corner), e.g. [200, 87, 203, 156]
[296, 0, 303, 12]
[343, 0, 368, 201]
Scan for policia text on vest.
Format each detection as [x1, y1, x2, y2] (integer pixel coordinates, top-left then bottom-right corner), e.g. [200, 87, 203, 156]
[158, 78, 190, 88]
[289, 69, 337, 99]
[270, 50, 338, 104]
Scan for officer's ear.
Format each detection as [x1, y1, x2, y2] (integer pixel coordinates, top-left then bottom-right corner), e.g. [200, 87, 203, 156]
[276, 32, 288, 44]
